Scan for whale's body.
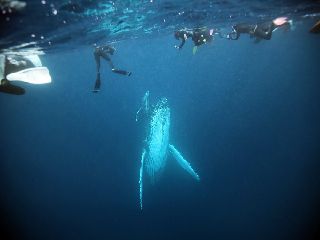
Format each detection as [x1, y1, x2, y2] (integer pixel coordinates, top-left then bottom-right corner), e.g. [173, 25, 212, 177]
[145, 98, 170, 181]
[138, 94, 200, 209]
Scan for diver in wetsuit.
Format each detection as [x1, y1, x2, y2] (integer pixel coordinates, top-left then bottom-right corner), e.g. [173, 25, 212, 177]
[93, 45, 131, 92]
[224, 17, 291, 41]
[174, 27, 215, 50]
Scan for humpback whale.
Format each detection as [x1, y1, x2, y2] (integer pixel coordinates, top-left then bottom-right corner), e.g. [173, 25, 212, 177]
[137, 91, 200, 209]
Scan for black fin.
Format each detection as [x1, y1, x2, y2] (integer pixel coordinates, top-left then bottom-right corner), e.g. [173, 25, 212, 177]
[112, 69, 131, 76]
[93, 73, 101, 92]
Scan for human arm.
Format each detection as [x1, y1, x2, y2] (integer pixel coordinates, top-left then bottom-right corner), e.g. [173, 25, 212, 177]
[176, 38, 186, 49]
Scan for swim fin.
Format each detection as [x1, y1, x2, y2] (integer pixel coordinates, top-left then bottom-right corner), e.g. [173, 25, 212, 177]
[6, 67, 51, 84]
[92, 73, 101, 93]
[112, 69, 131, 76]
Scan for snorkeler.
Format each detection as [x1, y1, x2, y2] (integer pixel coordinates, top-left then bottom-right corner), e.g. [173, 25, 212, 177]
[93, 45, 131, 93]
[0, 54, 51, 95]
[174, 27, 216, 51]
[223, 17, 291, 41]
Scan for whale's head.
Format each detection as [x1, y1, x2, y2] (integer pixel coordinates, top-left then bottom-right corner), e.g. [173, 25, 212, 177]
[154, 97, 168, 111]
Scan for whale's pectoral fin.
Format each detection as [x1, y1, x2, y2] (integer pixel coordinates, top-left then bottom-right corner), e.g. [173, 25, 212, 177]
[169, 144, 200, 181]
[136, 107, 142, 122]
[136, 90, 150, 122]
[139, 148, 146, 210]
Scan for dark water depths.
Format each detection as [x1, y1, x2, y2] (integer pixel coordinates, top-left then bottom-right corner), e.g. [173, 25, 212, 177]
[1, 1, 320, 240]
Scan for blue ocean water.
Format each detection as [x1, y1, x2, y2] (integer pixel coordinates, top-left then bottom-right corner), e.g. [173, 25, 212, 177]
[1, 1, 320, 240]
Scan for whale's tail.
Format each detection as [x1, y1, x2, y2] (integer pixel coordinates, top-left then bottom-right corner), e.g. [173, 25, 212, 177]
[169, 144, 200, 181]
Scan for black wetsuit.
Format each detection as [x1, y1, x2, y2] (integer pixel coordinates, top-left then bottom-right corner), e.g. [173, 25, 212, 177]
[175, 30, 193, 49]
[93, 45, 131, 92]
[228, 21, 277, 40]
[192, 28, 213, 46]
[175, 28, 213, 49]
